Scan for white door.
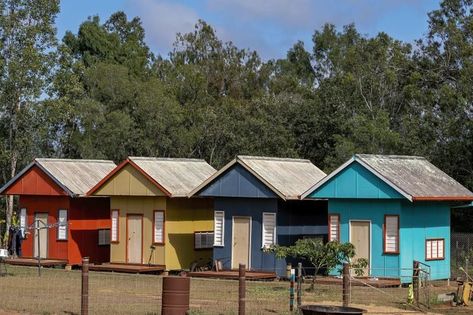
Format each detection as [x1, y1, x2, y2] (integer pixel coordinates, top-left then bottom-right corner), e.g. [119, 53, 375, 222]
[34, 213, 48, 259]
[350, 221, 370, 275]
[127, 215, 142, 264]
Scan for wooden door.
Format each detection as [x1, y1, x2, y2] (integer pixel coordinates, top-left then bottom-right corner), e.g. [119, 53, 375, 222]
[350, 221, 370, 275]
[232, 217, 251, 269]
[34, 213, 48, 259]
[127, 215, 143, 264]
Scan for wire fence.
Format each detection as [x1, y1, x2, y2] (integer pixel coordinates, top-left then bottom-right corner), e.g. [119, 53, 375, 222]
[0, 262, 459, 315]
[451, 232, 473, 280]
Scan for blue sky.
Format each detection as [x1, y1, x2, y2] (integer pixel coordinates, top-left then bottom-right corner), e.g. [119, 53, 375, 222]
[57, 0, 440, 60]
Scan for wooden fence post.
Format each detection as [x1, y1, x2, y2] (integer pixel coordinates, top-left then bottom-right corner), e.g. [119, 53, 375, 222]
[239, 264, 246, 315]
[297, 262, 302, 308]
[289, 269, 295, 312]
[81, 257, 89, 315]
[342, 263, 350, 307]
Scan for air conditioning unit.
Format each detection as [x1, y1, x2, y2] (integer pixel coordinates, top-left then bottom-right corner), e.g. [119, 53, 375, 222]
[0, 249, 8, 258]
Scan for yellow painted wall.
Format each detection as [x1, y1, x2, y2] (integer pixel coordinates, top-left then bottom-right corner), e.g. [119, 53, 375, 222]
[166, 198, 214, 270]
[110, 196, 166, 265]
[95, 164, 165, 196]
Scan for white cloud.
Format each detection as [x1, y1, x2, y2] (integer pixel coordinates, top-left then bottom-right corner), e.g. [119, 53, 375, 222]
[126, 0, 200, 56]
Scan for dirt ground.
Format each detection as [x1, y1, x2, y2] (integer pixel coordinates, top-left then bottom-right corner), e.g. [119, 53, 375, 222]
[0, 265, 471, 314]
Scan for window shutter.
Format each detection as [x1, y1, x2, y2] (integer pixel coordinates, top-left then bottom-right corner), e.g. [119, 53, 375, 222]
[154, 211, 164, 243]
[20, 208, 27, 237]
[328, 214, 339, 241]
[58, 209, 68, 240]
[214, 211, 224, 246]
[111, 210, 119, 242]
[426, 239, 444, 260]
[262, 213, 276, 248]
[384, 215, 399, 253]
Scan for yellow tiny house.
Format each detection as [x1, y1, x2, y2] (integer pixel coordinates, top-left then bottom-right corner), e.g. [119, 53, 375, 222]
[87, 157, 216, 271]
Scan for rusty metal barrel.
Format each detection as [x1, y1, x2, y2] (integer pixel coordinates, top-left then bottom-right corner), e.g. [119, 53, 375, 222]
[161, 276, 190, 315]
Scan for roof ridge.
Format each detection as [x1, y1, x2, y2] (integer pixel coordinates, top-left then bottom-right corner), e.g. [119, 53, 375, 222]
[355, 154, 427, 160]
[36, 158, 114, 163]
[237, 155, 311, 163]
[129, 156, 207, 162]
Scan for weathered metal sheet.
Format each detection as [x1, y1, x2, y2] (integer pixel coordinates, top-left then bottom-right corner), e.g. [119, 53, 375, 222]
[129, 157, 216, 197]
[36, 159, 116, 196]
[356, 154, 473, 199]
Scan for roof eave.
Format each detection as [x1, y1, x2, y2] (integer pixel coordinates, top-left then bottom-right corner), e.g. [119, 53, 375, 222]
[412, 196, 473, 201]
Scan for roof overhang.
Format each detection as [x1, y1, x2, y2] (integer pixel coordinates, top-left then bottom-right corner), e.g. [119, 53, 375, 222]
[86, 158, 172, 197]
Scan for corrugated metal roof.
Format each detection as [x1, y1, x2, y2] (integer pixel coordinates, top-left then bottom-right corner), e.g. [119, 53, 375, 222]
[355, 154, 473, 200]
[129, 157, 216, 197]
[36, 158, 116, 196]
[190, 155, 326, 200]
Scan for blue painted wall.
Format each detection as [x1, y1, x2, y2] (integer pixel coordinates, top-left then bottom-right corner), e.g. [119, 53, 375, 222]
[310, 160, 451, 282]
[199, 164, 276, 198]
[314, 162, 404, 199]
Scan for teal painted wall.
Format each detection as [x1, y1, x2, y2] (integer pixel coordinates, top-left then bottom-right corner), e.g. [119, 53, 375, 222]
[311, 162, 404, 199]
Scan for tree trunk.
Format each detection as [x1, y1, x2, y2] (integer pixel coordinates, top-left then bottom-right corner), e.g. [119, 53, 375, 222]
[4, 150, 18, 247]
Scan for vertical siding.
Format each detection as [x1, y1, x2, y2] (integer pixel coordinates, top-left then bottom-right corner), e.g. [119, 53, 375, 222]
[400, 201, 450, 281]
[328, 199, 402, 278]
[166, 198, 214, 270]
[6, 166, 67, 196]
[19, 196, 70, 261]
[110, 196, 166, 265]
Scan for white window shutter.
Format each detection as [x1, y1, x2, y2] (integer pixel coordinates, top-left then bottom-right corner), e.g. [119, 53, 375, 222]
[58, 209, 68, 240]
[111, 210, 119, 242]
[154, 211, 164, 243]
[329, 215, 339, 241]
[20, 208, 27, 237]
[438, 240, 444, 258]
[262, 213, 276, 248]
[385, 216, 399, 253]
[214, 211, 224, 246]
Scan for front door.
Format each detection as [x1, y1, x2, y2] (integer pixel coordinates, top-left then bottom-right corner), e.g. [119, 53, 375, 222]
[350, 221, 370, 275]
[232, 217, 251, 269]
[34, 213, 48, 259]
[127, 215, 143, 264]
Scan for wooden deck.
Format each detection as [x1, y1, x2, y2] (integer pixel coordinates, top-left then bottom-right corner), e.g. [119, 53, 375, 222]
[4, 258, 68, 267]
[88, 263, 165, 274]
[188, 270, 277, 280]
[315, 276, 401, 288]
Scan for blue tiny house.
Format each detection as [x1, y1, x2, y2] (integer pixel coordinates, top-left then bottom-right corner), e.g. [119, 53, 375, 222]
[189, 156, 327, 276]
[302, 154, 473, 282]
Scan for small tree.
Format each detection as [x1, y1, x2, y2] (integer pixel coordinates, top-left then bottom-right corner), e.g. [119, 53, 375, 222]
[267, 238, 368, 290]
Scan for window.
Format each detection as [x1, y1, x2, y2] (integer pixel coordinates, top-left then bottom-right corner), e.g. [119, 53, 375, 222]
[328, 214, 340, 242]
[195, 232, 214, 249]
[153, 210, 165, 244]
[214, 211, 224, 246]
[426, 239, 445, 260]
[57, 209, 68, 240]
[19, 208, 27, 238]
[262, 212, 276, 248]
[98, 229, 111, 245]
[384, 215, 399, 254]
[111, 210, 119, 243]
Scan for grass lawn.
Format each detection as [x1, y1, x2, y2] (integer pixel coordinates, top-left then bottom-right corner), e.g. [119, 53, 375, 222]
[0, 265, 471, 314]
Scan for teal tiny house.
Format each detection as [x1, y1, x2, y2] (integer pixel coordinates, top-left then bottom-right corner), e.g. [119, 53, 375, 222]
[302, 154, 473, 282]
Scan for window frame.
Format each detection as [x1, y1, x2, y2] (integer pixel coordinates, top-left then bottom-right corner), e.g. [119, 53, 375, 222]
[262, 212, 277, 248]
[57, 209, 68, 241]
[383, 214, 400, 254]
[328, 214, 340, 242]
[153, 210, 165, 245]
[425, 238, 445, 261]
[98, 229, 111, 246]
[19, 208, 27, 238]
[194, 231, 214, 250]
[214, 210, 225, 247]
[111, 209, 120, 243]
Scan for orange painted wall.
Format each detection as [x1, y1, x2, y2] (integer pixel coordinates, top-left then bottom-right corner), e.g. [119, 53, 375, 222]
[5, 166, 67, 196]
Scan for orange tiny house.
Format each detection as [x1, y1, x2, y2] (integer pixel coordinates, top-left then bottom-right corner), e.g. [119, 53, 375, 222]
[0, 159, 116, 265]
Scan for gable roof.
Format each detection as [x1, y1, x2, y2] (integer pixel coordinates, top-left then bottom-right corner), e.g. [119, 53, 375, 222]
[302, 154, 473, 201]
[0, 158, 116, 197]
[87, 157, 216, 197]
[189, 155, 326, 200]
